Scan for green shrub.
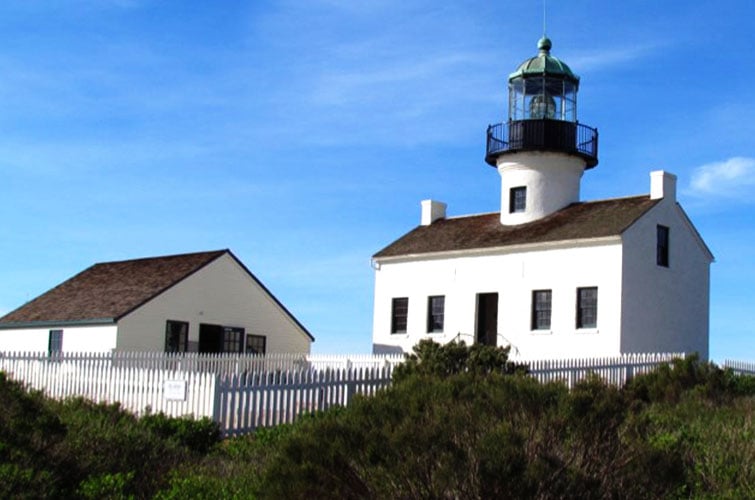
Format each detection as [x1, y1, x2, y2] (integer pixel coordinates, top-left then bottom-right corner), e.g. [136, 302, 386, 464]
[76, 472, 135, 500]
[140, 412, 221, 454]
[392, 338, 527, 383]
[0, 372, 71, 497]
[624, 354, 754, 404]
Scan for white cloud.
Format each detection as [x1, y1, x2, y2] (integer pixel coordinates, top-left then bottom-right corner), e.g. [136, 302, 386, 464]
[687, 157, 755, 199]
[568, 43, 660, 73]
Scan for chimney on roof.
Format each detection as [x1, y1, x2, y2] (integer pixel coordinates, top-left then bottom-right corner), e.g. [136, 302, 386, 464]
[421, 200, 447, 226]
[650, 170, 677, 201]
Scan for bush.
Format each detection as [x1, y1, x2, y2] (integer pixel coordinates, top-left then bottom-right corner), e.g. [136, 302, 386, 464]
[0, 372, 71, 498]
[625, 354, 755, 405]
[392, 338, 527, 383]
[140, 412, 221, 454]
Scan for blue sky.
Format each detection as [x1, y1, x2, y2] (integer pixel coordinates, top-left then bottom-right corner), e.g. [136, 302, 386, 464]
[0, 1, 753, 361]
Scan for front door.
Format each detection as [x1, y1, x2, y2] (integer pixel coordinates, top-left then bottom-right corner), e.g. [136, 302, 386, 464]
[476, 293, 499, 346]
[198, 323, 224, 353]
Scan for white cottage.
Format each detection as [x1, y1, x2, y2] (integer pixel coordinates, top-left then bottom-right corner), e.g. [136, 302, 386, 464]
[0, 249, 313, 354]
[371, 38, 713, 359]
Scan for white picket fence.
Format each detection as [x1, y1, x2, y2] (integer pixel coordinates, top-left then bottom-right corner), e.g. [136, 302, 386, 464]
[523, 353, 686, 388]
[0, 351, 404, 374]
[3, 351, 752, 436]
[0, 355, 217, 419]
[723, 359, 755, 376]
[215, 367, 392, 436]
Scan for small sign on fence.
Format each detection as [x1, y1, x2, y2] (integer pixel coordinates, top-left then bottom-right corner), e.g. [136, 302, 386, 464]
[164, 380, 187, 401]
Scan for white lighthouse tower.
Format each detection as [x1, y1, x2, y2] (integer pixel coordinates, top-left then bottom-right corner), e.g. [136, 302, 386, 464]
[485, 37, 598, 225]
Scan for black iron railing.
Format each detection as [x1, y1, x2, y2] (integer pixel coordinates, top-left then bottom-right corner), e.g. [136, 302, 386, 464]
[486, 119, 598, 168]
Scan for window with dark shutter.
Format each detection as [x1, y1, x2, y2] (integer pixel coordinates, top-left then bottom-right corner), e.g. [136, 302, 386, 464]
[391, 297, 409, 334]
[576, 287, 598, 329]
[531, 290, 552, 330]
[427, 296, 445, 333]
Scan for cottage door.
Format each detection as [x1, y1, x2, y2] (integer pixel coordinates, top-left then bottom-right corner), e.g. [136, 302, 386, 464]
[475, 293, 498, 346]
[198, 323, 224, 353]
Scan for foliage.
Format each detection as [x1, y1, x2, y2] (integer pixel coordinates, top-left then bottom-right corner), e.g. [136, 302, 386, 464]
[0, 372, 71, 498]
[392, 338, 528, 383]
[625, 354, 755, 404]
[251, 348, 755, 499]
[140, 412, 221, 454]
[2, 350, 755, 499]
[0, 371, 221, 499]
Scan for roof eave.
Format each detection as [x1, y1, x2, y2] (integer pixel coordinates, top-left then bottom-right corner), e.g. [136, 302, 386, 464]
[0, 318, 117, 330]
[373, 235, 622, 264]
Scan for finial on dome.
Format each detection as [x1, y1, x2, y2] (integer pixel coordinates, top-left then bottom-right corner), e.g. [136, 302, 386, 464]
[538, 36, 552, 55]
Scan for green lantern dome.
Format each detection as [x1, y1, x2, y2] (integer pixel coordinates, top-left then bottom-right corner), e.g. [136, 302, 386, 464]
[485, 36, 598, 169]
[508, 37, 579, 84]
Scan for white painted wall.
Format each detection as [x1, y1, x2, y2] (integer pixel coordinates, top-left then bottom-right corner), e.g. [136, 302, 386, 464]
[620, 199, 711, 359]
[0, 325, 117, 353]
[496, 151, 585, 225]
[117, 253, 311, 353]
[373, 239, 624, 359]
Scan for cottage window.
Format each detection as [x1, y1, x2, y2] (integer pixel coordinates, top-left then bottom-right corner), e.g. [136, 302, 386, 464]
[510, 186, 527, 213]
[391, 297, 409, 334]
[246, 334, 267, 355]
[576, 287, 598, 329]
[165, 320, 189, 353]
[531, 290, 552, 330]
[48, 329, 63, 354]
[223, 327, 244, 353]
[657, 225, 670, 267]
[427, 296, 445, 333]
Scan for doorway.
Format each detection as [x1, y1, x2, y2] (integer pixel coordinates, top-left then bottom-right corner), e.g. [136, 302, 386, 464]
[198, 323, 224, 353]
[476, 293, 499, 346]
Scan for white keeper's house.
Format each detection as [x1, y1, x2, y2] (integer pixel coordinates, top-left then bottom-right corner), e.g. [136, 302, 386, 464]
[371, 37, 713, 360]
[0, 249, 313, 354]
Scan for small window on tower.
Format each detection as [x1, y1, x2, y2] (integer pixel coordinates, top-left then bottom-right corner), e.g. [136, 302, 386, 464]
[510, 186, 526, 213]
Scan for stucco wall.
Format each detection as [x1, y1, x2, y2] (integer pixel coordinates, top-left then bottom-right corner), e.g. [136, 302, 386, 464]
[373, 240, 624, 359]
[0, 325, 117, 353]
[497, 152, 585, 225]
[117, 253, 311, 353]
[620, 200, 711, 359]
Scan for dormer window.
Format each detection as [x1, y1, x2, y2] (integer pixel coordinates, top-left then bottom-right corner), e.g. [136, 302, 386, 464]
[510, 186, 527, 213]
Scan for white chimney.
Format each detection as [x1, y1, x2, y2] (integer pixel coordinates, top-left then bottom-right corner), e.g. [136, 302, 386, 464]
[421, 200, 447, 226]
[650, 170, 677, 201]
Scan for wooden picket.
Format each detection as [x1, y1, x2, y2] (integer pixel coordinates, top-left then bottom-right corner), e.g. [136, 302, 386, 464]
[723, 359, 755, 376]
[0, 353, 218, 419]
[2, 350, 733, 437]
[523, 352, 684, 389]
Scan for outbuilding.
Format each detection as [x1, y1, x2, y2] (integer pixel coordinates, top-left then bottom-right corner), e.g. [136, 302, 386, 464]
[0, 249, 313, 354]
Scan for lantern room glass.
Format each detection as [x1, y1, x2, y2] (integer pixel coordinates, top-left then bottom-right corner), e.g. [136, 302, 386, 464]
[508, 76, 577, 122]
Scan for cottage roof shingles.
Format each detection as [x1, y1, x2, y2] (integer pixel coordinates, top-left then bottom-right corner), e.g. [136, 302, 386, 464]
[374, 195, 659, 258]
[0, 250, 227, 326]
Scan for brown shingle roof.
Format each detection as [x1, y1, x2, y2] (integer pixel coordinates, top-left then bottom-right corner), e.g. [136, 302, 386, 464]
[0, 250, 227, 326]
[374, 195, 660, 258]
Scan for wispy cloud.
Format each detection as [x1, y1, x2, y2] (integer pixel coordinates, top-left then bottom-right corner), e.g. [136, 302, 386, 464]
[568, 43, 662, 73]
[687, 157, 755, 200]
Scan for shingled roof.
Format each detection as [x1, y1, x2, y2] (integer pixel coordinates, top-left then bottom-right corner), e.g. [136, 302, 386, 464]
[0, 250, 228, 326]
[374, 195, 660, 259]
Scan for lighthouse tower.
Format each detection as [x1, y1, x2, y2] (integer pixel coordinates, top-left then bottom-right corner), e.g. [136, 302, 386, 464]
[485, 37, 598, 225]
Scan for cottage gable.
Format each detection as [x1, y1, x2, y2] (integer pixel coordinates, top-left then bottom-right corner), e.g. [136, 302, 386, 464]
[0, 250, 227, 327]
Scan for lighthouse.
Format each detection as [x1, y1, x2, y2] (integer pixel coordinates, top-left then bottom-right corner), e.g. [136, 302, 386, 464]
[486, 37, 598, 225]
[371, 35, 711, 361]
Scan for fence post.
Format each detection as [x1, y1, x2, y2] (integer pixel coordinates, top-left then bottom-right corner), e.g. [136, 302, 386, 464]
[211, 374, 224, 435]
